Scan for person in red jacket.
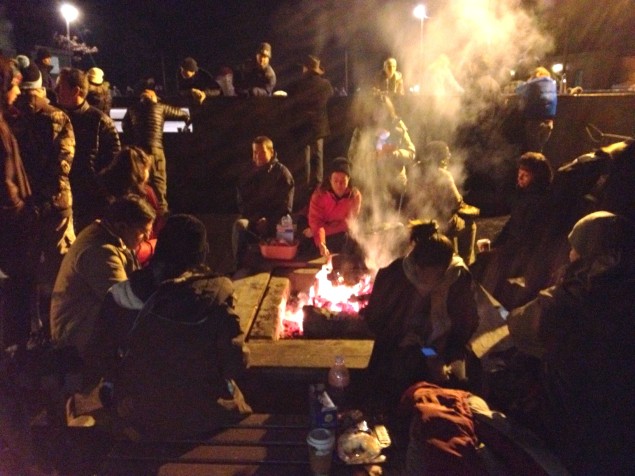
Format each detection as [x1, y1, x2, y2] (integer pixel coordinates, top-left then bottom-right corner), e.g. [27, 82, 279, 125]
[308, 157, 361, 257]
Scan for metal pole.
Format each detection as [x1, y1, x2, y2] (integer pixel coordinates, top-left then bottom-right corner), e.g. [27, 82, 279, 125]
[420, 18, 423, 60]
[344, 49, 349, 94]
[66, 19, 70, 42]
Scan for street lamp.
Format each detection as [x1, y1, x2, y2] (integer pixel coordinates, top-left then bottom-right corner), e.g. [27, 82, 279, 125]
[60, 3, 79, 42]
[413, 4, 427, 59]
[412, 4, 427, 93]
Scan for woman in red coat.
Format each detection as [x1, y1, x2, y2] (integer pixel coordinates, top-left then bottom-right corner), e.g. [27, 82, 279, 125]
[308, 157, 361, 257]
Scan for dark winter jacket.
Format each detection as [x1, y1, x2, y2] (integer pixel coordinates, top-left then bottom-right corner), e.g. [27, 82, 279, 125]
[0, 117, 34, 274]
[237, 60, 276, 96]
[237, 158, 294, 233]
[10, 94, 75, 217]
[0, 118, 31, 214]
[113, 267, 250, 439]
[122, 96, 189, 152]
[63, 100, 120, 219]
[363, 256, 478, 408]
[177, 68, 221, 101]
[286, 72, 334, 141]
[493, 184, 551, 251]
[508, 243, 635, 474]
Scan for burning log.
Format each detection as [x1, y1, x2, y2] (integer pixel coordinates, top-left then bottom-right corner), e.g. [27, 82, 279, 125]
[302, 305, 372, 340]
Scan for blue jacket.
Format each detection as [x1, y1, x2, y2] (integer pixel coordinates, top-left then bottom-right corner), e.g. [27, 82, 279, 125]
[516, 76, 557, 119]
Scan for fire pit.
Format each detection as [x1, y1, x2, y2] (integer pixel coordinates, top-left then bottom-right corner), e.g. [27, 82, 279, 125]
[279, 256, 374, 340]
[233, 258, 376, 369]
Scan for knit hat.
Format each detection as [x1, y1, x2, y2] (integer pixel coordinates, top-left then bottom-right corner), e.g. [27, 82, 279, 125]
[329, 157, 351, 177]
[181, 57, 198, 73]
[568, 211, 632, 259]
[153, 214, 209, 269]
[87, 67, 104, 85]
[19, 63, 42, 90]
[14, 55, 30, 70]
[258, 42, 272, 58]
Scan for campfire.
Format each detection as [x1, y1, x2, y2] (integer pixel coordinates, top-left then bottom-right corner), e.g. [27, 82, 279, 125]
[280, 256, 374, 339]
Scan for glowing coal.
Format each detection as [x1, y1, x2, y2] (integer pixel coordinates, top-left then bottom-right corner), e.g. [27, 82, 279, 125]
[280, 257, 374, 339]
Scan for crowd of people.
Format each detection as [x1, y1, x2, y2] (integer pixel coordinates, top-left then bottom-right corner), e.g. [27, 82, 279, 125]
[0, 40, 633, 475]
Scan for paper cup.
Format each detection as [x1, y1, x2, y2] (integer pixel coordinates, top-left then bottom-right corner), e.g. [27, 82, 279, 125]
[477, 238, 491, 253]
[307, 428, 335, 475]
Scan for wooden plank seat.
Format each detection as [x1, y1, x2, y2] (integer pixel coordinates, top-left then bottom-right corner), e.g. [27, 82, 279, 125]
[102, 413, 376, 475]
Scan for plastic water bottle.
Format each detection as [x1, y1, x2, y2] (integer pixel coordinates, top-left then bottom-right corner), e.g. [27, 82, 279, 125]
[328, 355, 350, 408]
[276, 214, 294, 243]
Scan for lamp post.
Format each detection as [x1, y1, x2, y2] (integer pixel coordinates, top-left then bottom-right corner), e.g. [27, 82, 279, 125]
[413, 4, 427, 60]
[60, 3, 79, 43]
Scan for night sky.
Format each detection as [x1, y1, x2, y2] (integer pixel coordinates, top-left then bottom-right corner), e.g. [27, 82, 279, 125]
[3, 0, 635, 93]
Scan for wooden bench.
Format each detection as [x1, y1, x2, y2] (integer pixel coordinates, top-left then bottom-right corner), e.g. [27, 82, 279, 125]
[102, 413, 391, 475]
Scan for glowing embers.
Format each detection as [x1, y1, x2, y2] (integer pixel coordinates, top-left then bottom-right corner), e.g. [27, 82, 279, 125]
[280, 256, 374, 339]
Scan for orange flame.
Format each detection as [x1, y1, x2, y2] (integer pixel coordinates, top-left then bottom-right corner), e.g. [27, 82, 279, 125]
[281, 258, 374, 337]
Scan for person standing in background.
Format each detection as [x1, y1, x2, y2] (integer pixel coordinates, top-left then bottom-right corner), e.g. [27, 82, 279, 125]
[177, 57, 221, 122]
[10, 62, 75, 341]
[287, 55, 334, 209]
[86, 67, 113, 116]
[56, 67, 121, 232]
[515, 66, 557, 154]
[122, 79, 189, 215]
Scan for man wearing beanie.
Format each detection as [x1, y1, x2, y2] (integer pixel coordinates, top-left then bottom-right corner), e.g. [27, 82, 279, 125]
[56, 67, 121, 232]
[9, 61, 75, 341]
[83, 214, 251, 439]
[177, 56, 220, 122]
[236, 42, 276, 96]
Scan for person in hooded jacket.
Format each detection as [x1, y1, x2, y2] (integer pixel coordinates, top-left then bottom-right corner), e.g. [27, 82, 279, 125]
[105, 214, 252, 440]
[362, 220, 479, 411]
[507, 211, 635, 475]
[471, 152, 553, 308]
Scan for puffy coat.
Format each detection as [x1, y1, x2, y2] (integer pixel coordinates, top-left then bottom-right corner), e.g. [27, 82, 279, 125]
[64, 100, 120, 218]
[122, 96, 188, 152]
[10, 94, 75, 217]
